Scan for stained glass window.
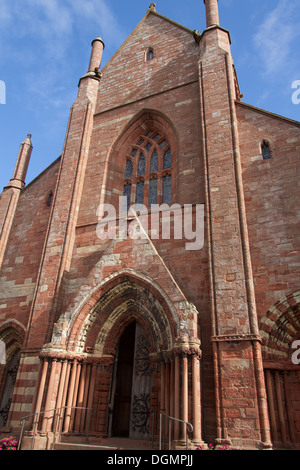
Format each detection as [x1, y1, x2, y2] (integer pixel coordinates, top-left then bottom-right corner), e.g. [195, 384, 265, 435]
[137, 153, 145, 176]
[125, 159, 133, 179]
[149, 179, 157, 206]
[123, 130, 173, 209]
[135, 181, 144, 205]
[163, 175, 172, 204]
[163, 149, 172, 169]
[150, 149, 158, 173]
[123, 184, 131, 211]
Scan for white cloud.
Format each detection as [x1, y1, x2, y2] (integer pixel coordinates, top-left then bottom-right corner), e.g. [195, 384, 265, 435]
[253, 0, 300, 79]
[0, 0, 125, 110]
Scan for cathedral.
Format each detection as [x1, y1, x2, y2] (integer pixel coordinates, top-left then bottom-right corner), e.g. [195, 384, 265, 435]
[0, 1, 299, 450]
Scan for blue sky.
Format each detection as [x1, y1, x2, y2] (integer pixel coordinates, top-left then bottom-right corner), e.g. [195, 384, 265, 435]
[0, 0, 299, 191]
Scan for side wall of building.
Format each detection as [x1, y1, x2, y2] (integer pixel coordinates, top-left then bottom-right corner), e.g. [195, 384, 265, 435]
[237, 102, 300, 320]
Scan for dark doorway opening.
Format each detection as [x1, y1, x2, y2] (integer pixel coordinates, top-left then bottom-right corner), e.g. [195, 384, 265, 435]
[111, 322, 136, 437]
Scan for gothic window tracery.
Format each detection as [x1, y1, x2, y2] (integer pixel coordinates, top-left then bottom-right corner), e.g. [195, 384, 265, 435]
[123, 130, 173, 208]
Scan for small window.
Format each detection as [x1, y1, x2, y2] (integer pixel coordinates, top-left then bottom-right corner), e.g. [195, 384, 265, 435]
[47, 191, 53, 207]
[261, 140, 271, 160]
[146, 48, 154, 61]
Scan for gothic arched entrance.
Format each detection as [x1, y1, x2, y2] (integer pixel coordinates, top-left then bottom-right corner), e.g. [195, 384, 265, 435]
[0, 322, 24, 430]
[28, 272, 202, 448]
[260, 291, 300, 449]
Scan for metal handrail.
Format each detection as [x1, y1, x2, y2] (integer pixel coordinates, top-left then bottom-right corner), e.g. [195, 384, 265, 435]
[18, 406, 92, 451]
[159, 410, 193, 450]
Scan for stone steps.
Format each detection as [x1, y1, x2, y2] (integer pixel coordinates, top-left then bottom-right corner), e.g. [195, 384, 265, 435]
[54, 437, 154, 451]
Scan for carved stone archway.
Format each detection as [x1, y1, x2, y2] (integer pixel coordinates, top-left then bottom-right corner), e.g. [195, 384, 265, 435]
[29, 271, 203, 448]
[259, 291, 300, 449]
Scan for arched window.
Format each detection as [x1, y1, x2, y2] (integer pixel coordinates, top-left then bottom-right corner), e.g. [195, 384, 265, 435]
[146, 47, 154, 61]
[261, 140, 271, 160]
[123, 129, 173, 208]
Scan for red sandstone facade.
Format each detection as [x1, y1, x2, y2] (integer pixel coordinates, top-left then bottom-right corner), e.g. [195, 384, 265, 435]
[0, 1, 299, 450]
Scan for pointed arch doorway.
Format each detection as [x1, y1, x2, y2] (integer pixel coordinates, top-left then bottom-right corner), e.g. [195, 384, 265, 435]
[109, 320, 153, 440]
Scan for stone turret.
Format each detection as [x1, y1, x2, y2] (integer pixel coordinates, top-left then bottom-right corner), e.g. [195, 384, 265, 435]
[0, 134, 33, 267]
[203, 0, 220, 28]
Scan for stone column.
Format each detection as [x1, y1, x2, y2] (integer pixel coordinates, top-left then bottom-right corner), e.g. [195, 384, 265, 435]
[63, 359, 78, 432]
[174, 354, 180, 440]
[75, 362, 86, 431]
[86, 362, 97, 433]
[41, 358, 57, 432]
[192, 353, 201, 443]
[32, 358, 48, 430]
[181, 354, 188, 441]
